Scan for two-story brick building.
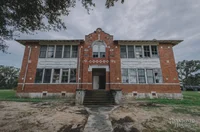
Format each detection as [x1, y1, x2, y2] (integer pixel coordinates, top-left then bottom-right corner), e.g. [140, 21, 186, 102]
[16, 28, 183, 101]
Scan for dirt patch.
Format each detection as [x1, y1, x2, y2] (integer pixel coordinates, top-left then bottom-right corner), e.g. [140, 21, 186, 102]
[0, 101, 88, 132]
[111, 116, 139, 132]
[110, 103, 200, 132]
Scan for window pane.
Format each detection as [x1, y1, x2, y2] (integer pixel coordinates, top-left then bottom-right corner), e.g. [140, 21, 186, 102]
[52, 69, 60, 83]
[93, 52, 98, 58]
[138, 69, 146, 83]
[120, 46, 127, 58]
[72, 45, 78, 58]
[55, 45, 63, 58]
[43, 69, 52, 83]
[151, 46, 158, 57]
[129, 69, 137, 83]
[62, 69, 69, 83]
[100, 52, 105, 58]
[154, 69, 162, 83]
[70, 69, 76, 83]
[144, 46, 150, 57]
[99, 45, 105, 52]
[35, 69, 43, 83]
[39, 46, 47, 58]
[63, 45, 71, 58]
[128, 46, 134, 58]
[147, 69, 154, 84]
[47, 46, 55, 58]
[122, 69, 128, 83]
[135, 46, 142, 58]
[93, 45, 98, 52]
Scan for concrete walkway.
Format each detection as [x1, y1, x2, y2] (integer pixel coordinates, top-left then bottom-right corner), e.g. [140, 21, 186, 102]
[83, 106, 114, 132]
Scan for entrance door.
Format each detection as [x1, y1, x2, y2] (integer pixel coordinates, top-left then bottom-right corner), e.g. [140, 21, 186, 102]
[93, 76, 99, 89]
[92, 68, 106, 90]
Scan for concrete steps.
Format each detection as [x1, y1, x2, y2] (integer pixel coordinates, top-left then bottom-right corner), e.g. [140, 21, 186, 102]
[83, 90, 115, 105]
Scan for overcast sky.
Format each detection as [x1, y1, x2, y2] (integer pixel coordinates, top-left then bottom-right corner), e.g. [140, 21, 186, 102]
[0, 0, 200, 68]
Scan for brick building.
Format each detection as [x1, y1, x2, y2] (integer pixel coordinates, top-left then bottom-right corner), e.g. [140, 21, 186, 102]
[16, 28, 183, 101]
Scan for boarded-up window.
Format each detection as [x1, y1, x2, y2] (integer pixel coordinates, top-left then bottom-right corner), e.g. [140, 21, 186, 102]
[146, 69, 154, 83]
[120, 45, 127, 58]
[47, 46, 55, 58]
[39, 46, 47, 58]
[55, 45, 63, 58]
[122, 69, 129, 83]
[129, 69, 137, 83]
[128, 46, 134, 58]
[63, 45, 71, 58]
[138, 69, 146, 83]
[52, 69, 60, 83]
[70, 69, 76, 83]
[135, 46, 143, 58]
[43, 69, 52, 83]
[35, 69, 43, 83]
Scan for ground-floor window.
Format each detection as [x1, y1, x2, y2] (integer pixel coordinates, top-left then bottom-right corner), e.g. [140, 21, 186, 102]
[35, 68, 76, 83]
[121, 68, 162, 84]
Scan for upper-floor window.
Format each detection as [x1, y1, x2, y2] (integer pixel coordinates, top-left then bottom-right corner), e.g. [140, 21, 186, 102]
[120, 45, 158, 58]
[39, 45, 78, 58]
[92, 41, 106, 58]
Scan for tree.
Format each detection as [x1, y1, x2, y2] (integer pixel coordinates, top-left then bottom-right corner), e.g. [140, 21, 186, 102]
[0, 0, 124, 52]
[0, 65, 20, 89]
[176, 60, 200, 86]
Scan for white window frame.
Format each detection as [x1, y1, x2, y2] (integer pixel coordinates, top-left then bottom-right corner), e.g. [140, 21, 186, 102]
[92, 41, 106, 58]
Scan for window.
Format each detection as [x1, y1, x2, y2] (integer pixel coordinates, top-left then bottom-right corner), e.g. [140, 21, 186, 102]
[43, 69, 52, 83]
[100, 45, 106, 57]
[47, 45, 55, 58]
[70, 69, 76, 83]
[92, 41, 106, 58]
[62, 69, 69, 83]
[154, 69, 162, 83]
[39, 46, 47, 58]
[129, 69, 137, 83]
[138, 69, 146, 83]
[128, 46, 134, 58]
[151, 46, 158, 57]
[52, 69, 60, 83]
[144, 46, 150, 57]
[72, 45, 78, 58]
[146, 69, 154, 83]
[35, 69, 43, 83]
[63, 45, 71, 58]
[122, 69, 129, 83]
[55, 45, 63, 58]
[135, 46, 143, 58]
[120, 45, 127, 58]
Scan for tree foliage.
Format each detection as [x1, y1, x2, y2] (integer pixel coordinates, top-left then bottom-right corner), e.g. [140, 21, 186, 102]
[0, 65, 20, 89]
[177, 60, 200, 86]
[0, 0, 124, 52]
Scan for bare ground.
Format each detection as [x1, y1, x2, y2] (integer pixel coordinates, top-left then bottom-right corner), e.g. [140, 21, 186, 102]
[0, 101, 88, 132]
[110, 102, 200, 132]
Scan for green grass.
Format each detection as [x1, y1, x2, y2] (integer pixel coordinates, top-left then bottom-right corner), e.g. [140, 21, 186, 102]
[141, 91, 200, 106]
[172, 107, 200, 116]
[0, 90, 64, 102]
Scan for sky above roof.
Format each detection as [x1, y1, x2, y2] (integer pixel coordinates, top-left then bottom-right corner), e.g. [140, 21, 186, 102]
[0, 0, 200, 68]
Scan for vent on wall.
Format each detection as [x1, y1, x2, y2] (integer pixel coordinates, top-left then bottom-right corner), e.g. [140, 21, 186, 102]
[42, 91, 48, 97]
[132, 91, 138, 97]
[61, 91, 66, 97]
[151, 91, 157, 97]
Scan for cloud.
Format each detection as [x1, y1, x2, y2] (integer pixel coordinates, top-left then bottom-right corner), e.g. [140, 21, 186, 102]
[0, 0, 200, 68]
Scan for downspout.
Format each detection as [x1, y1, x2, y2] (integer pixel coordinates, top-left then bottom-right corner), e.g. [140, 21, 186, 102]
[77, 46, 81, 89]
[22, 45, 32, 90]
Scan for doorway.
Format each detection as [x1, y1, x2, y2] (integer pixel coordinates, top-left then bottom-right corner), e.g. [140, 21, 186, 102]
[92, 68, 106, 90]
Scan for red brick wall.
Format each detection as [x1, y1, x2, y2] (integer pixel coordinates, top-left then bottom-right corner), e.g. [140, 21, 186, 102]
[17, 84, 77, 93]
[17, 29, 181, 94]
[158, 43, 180, 84]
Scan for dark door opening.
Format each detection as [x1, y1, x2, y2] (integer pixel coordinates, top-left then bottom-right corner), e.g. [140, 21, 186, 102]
[92, 68, 106, 90]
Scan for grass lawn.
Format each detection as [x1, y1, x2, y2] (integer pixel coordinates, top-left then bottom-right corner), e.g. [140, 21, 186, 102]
[0, 90, 65, 102]
[143, 91, 200, 106]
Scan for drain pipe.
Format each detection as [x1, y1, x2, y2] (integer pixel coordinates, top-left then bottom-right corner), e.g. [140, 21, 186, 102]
[22, 45, 32, 90]
[77, 46, 82, 89]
